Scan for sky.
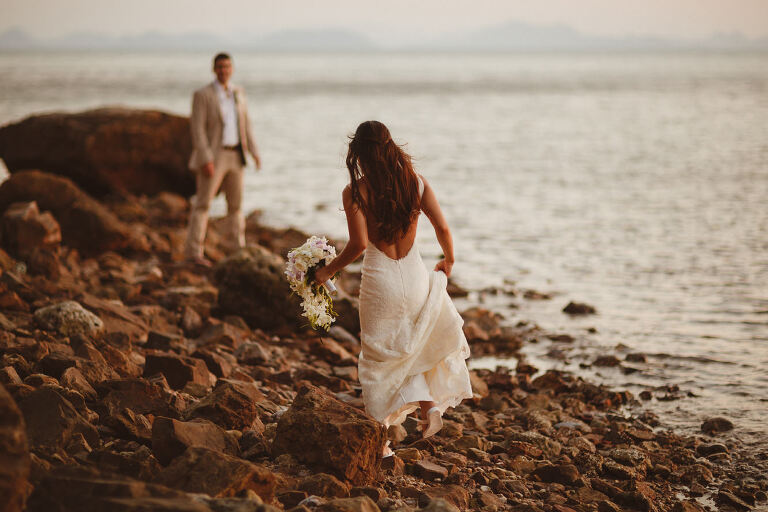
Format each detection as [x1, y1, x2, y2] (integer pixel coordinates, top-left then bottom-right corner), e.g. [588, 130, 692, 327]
[3, 0, 768, 43]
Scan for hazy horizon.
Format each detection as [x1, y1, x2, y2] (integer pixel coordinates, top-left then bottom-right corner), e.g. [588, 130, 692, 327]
[3, 0, 768, 46]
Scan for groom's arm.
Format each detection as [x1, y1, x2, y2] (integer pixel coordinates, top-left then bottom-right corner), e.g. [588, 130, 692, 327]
[190, 90, 214, 168]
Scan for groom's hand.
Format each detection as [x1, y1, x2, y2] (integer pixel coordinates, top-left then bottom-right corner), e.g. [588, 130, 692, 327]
[434, 259, 453, 277]
[203, 161, 214, 177]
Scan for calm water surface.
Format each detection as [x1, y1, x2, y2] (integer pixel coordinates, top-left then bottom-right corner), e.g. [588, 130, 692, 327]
[1, 50, 766, 442]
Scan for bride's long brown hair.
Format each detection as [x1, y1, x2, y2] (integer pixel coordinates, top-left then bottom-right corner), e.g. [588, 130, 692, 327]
[346, 121, 420, 243]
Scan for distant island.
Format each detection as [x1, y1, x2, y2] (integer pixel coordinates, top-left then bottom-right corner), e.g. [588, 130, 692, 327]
[1, 22, 767, 51]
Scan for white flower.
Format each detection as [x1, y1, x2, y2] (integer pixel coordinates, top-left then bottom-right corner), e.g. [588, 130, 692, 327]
[284, 235, 339, 331]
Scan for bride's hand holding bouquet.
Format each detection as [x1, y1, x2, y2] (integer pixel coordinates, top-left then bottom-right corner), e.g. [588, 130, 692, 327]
[285, 236, 339, 331]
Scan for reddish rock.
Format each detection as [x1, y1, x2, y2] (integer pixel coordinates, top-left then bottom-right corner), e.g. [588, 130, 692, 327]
[411, 460, 449, 481]
[143, 352, 216, 390]
[102, 407, 152, 443]
[96, 378, 185, 419]
[272, 385, 385, 486]
[23, 374, 59, 388]
[145, 331, 187, 353]
[330, 293, 361, 336]
[298, 472, 351, 498]
[92, 341, 142, 379]
[77, 293, 149, 343]
[89, 445, 161, 482]
[191, 348, 234, 378]
[468, 370, 489, 398]
[531, 370, 569, 391]
[593, 355, 621, 367]
[602, 460, 637, 480]
[0, 170, 148, 256]
[380, 455, 405, 476]
[672, 501, 706, 512]
[0, 201, 61, 258]
[532, 463, 580, 485]
[213, 246, 302, 330]
[0, 383, 31, 512]
[186, 379, 265, 430]
[16, 386, 98, 456]
[0, 366, 23, 386]
[350, 487, 387, 502]
[157, 446, 276, 501]
[507, 441, 543, 458]
[422, 485, 470, 510]
[25, 466, 213, 512]
[316, 496, 380, 512]
[421, 498, 461, 512]
[151, 416, 239, 465]
[701, 416, 734, 434]
[0, 108, 194, 198]
[25, 246, 64, 280]
[195, 322, 249, 351]
[308, 337, 356, 365]
[562, 301, 597, 315]
[59, 367, 97, 401]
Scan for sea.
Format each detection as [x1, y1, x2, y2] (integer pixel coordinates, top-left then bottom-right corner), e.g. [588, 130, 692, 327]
[0, 49, 766, 444]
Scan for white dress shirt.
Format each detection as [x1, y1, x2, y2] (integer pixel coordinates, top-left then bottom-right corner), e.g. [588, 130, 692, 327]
[214, 80, 239, 146]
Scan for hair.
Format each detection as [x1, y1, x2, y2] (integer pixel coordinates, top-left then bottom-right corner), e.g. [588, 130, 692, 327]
[346, 120, 420, 244]
[213, 53, 232, 66]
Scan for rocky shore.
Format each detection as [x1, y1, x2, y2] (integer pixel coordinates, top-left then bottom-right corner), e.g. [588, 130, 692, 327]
[0, 110, 766, 512]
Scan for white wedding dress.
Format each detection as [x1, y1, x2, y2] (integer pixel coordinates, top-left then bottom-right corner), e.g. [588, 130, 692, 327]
[357, 178, 473, 427]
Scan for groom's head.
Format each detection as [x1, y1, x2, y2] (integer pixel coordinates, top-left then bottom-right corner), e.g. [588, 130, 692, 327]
[213, 53, 233, 85]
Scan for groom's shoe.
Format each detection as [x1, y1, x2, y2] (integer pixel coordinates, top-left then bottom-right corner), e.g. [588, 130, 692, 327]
[186, 256, 212, 268]
[421, 407, 443, 439]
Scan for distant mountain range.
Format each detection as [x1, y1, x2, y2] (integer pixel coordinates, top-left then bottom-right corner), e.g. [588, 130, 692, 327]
[1, 22, 767, 51]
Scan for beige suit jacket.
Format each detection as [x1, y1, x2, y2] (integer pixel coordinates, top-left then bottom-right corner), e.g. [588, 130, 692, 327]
[188, 82, 258, 171]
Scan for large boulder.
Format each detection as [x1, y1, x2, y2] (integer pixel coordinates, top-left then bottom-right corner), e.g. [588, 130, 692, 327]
[0, 108, 194, 198]
[272, 385, 385, 486]
[0, 383, 31, 512]
[0, 170, 148, 256]
[213, 246, 302, 330]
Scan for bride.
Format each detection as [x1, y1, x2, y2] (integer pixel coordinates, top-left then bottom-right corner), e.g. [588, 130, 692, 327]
[314, 120, 472, 454]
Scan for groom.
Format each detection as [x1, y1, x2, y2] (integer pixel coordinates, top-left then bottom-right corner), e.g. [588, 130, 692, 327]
[184, 52, 262, 266]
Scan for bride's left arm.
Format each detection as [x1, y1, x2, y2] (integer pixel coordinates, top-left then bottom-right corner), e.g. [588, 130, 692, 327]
[314, 186, 368, 283]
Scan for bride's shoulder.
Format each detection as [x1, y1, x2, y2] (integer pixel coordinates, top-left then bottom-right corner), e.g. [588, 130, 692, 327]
[342, 184, 361, 209]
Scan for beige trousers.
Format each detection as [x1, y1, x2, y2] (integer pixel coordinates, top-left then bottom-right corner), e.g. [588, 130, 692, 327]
[184, 149, 245, 258]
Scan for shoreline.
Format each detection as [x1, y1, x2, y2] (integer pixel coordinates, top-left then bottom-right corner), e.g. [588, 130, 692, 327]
[0, 110, 765, 511]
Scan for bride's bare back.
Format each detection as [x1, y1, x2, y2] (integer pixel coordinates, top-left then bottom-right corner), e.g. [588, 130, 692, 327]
[358, 177, 421, 260]
[313, 173, 455, 284]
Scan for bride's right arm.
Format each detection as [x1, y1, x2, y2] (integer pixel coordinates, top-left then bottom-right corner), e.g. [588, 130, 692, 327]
[314, 186, 368, 283]
[420, 176, 455, 276]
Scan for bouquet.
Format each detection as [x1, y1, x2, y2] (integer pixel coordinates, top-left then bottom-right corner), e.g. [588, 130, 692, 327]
[285, 236, 339, 331]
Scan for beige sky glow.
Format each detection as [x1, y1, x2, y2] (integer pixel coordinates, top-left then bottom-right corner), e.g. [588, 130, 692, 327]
[3, 0, 768, 40]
